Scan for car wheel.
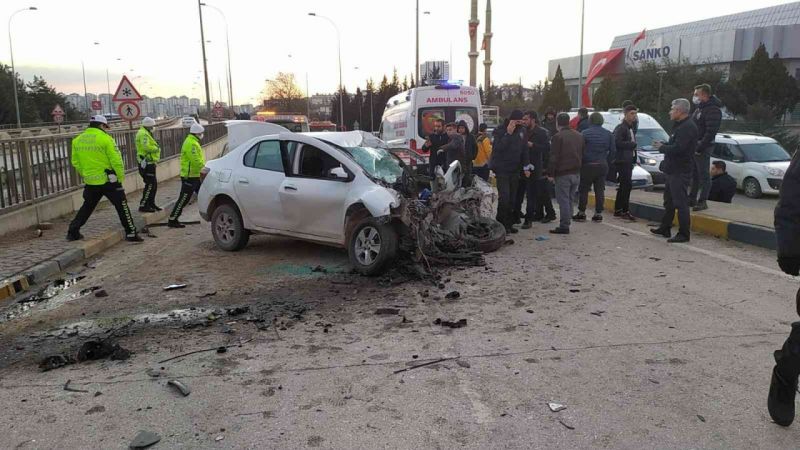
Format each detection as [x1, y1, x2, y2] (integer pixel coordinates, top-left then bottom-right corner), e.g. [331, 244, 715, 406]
[743, 177, 763, 199]
[348, 219, 398, 276]
[464, 217, 507, 253]
[211, 203, 250, 251]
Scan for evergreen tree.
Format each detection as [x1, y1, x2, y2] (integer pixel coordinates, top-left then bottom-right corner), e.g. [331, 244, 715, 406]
[540, 65, 571, 113]
[738, 44, 799, 118]
[591, 77, 619, 111]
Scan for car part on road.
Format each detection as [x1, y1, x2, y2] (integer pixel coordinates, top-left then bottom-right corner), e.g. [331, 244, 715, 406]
[63, 379, 89, 393]
[558, 419, 576, 430]
[76, 340, 131, 362]
[163, 284, 187, 291]
[445, 291, 460, 300]
[167, 379, 191, 397]
[548, 402, 567, 412]
[211, 203, 250, 251]
[433, 318, 467, 328]
[129, 430, 161, 449]
[392, 357, 454, 374]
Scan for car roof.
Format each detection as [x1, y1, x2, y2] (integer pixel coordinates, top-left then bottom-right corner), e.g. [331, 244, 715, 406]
[566, 111, 663, 130]
[715, 133, 777, 144]
[301, 131, 387, 148]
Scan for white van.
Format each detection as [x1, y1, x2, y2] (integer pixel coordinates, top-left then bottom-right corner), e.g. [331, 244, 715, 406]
[380, 83, 483, 169]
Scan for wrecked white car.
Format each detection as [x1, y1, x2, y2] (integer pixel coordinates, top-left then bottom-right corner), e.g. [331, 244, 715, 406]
[198, 122, 505, 275]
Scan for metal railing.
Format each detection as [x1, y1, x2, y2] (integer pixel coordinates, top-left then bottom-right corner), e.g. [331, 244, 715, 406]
[0, 122, 227, 211]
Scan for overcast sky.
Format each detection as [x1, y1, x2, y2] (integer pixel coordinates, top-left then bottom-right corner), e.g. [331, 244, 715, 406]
[1, 0, 794, 105]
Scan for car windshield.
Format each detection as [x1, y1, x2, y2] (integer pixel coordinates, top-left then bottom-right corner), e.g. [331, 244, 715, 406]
[341, 146, 404, 183]
[738, 142, 791, 162]
[637, 128, 670, 149]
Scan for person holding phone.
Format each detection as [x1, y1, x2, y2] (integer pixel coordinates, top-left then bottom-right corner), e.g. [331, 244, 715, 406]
[422, 118, 449, 177]
[490, 110, 530, 234]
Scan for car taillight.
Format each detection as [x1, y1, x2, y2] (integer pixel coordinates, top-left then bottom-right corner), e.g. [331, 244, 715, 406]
[200, 167, 210, 183]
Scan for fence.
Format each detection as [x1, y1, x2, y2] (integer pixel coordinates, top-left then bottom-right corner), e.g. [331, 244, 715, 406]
[0, 122, 227, 211]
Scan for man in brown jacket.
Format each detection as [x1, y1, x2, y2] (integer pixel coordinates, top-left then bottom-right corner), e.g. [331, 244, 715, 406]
[547, 113, 584, 234]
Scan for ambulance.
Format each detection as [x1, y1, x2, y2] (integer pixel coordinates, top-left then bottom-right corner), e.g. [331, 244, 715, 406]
[380, 81, 482, 172]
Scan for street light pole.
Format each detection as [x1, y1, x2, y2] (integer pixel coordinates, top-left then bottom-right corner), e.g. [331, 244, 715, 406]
[8, 6, 37, 127]
[657, 69, 668, 118]
[81, 61, 89, 114]
[309, 13, 344, 131]
[201, 3, 233, 109]
[197, 0, 212, 123]
[415, 0, 419, 83]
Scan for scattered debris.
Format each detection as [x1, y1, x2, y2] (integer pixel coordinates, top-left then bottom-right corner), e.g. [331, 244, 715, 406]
[445, 291, 460, 300]
[590, 310, 606, 317]
[197, 291, 217, 298]
[64, 379, 89, 393]
[456, 359, 471, 368]
[621, 232, 630, 236]
[548, 402, 567, 412]
[558, 419, 575, 430]
[225, 306, 249, 316]
[129, 430, 161, 449]
[535, 236, 549, 241]
[157, 339, 252, 364]
[649, 257, 662, 261]
[163, 284, 188, 291]
[375, 308, 400, 315]
[215, 436, 224, 442]
[697, 414, 706, 423]
[569, 289, 581, 293]
[77, 340, 131, 362]
[94, 289, 108, 298]
[434, 318, 467, 328]
[85, 405, 105, 415]
[167, 380, 191, 397]
[526, 309, 534, 314]
[393, 357, 453, 374]
[648, 378, 660, 384]
[311, 265, 327, 273]
[40, 355, 75, 372]
[677, 260, 695, 263]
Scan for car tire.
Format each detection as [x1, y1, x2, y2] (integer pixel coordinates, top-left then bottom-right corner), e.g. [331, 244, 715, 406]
[465, 217, 507, 253]
[348, 219, 398, 276]
[743, 177, 763, 199]
[211, 203, 250, 251]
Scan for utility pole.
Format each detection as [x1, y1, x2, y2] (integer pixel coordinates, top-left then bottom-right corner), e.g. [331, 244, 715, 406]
[197, 0, 212, 123]
[578, 0, 585, 109]
[415, 0, 419, 84]
[483, 0, 493, 98]
[468, 0, 479, 87]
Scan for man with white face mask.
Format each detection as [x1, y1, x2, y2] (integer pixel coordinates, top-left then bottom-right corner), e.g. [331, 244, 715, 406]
[690, 84, 722, 212]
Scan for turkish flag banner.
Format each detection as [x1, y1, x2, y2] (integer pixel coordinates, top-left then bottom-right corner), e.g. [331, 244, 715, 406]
[582, 48, 624, 107]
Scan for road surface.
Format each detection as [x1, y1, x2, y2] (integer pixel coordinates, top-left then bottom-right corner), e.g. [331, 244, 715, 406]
[0, 205, 798, 449]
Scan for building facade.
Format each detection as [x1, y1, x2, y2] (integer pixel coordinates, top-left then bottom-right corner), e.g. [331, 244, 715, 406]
[548, 2, 800, 106]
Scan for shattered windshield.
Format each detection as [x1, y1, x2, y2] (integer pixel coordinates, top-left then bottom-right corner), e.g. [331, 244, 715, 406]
[341, 146, 404, 183]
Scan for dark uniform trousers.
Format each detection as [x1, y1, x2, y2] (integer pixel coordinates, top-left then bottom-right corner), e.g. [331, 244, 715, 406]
[169, 178, 201, 222]
[69, 182, 136, 236]
[138, 164, 158, 208]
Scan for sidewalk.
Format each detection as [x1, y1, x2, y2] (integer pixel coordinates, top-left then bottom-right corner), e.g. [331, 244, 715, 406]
[0, 177, 185, 300]
[592, 186, 776, 249]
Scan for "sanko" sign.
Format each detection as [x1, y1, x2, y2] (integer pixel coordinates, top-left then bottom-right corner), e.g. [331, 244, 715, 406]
[632, 46, 671, 61]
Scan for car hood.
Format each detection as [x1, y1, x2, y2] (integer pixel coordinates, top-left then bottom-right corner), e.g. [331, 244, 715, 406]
[761, 161, 791, 171]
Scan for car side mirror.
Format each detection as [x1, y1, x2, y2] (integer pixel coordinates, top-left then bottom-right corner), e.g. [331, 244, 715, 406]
[329, 166, 349, 180]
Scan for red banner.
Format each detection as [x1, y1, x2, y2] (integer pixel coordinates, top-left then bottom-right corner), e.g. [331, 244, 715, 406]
[582, 48, 624, 107]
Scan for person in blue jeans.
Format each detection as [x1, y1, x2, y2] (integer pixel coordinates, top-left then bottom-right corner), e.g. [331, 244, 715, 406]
[574, 113, 615, 223]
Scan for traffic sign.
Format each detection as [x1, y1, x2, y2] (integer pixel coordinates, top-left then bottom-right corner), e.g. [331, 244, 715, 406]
[212, 101, 224, 119]
[91, 100, 102, 110]
[112, 75, 143, 102]
[117, 101, 141, 121]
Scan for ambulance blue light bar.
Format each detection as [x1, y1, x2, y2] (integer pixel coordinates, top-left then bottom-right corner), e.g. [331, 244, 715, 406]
[433, 80, 463, 90]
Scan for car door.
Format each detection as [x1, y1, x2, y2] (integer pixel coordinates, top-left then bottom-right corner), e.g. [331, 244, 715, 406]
[233, 139, 289, 230]
[712, 143, 744, 186]
[278, 140, 353, 240]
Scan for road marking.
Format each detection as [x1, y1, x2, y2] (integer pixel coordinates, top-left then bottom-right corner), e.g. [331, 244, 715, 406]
[600, 221, 794, 280]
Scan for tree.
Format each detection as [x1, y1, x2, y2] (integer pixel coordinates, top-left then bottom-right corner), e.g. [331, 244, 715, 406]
[716, 81, 748, 118]
[738, 44, 799, 118]
[264, 72, 304, 112]
[27, 76, 80, 122]
[540, 65, 571, 113]
[591, 77, 620, 111]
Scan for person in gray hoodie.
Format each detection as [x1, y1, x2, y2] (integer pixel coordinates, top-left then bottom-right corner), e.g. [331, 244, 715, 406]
[575, 113, 616, 222]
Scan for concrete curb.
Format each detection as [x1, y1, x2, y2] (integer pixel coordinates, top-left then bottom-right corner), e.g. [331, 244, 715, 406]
[589, 193, 776, 249]
[0, 198, 178, 303]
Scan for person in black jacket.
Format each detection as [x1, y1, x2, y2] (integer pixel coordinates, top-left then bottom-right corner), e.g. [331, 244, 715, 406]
[651, 98, 698, 243]
[533, 110, 557, 223]
[490, 109, 531, 234]
[768, 147, 800, 427]
[423, 119, 449, 177]
[542, 108, 558, 139]
[708, 161, 736, 203]
[457, 120, 477, 185]
[690, 84, 723, 211]
[613, 105, 639, 221]
[515, 111, 546, 229]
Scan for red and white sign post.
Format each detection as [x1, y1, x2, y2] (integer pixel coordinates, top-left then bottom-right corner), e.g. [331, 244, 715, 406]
[112, 75, 143, 129]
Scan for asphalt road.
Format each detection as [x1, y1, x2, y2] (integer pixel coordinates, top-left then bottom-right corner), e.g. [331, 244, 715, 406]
[648, 185, 779, 212]
[1, 205, 798, 449]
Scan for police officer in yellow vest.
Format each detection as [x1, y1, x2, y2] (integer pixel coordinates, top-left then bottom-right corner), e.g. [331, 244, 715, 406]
[136, 117, 161, 212]
[168, 122, 206, 228]
[67, 115, 142, 242]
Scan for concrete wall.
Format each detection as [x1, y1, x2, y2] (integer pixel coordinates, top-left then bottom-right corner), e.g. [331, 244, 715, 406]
[0, 137, 227, 237]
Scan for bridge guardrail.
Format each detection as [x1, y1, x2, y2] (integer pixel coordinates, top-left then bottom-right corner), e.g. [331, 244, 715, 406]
[0, 122, 227, 211]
